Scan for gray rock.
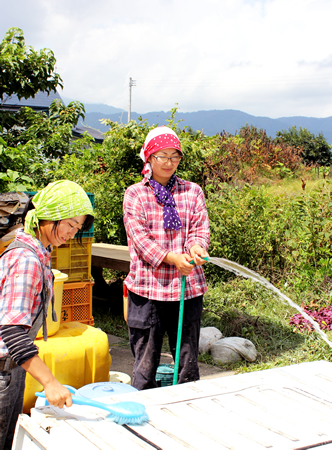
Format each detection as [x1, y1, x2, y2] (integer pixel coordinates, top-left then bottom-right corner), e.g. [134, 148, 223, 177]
[199, 327, 223, 354]
[211, 337, 257, 363]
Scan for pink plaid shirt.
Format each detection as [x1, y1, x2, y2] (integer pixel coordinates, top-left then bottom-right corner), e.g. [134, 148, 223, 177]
[0, 229, 53, 357]
[123, 176, 210, 301]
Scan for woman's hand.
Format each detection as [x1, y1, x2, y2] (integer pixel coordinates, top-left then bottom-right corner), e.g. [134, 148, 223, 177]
[44, 380, 73, 408]
[163, 252, 194, 276]
[190, 245, 209, 266]
[173, 253, 195, 276]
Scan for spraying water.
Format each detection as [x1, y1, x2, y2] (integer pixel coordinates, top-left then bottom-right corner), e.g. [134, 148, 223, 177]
[207, 257, 332, 349]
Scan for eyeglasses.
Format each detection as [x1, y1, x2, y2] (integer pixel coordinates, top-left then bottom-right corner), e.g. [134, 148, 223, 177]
[151, 155, 182, 164]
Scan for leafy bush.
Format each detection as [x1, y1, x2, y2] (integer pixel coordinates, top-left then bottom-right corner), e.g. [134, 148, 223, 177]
[206, 184, 289, 279]
[277, 125, 332, 166]
[205, 125, 303, 187]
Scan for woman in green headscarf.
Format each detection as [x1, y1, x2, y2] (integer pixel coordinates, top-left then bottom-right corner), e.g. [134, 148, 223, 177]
[0, 180, 94, 450]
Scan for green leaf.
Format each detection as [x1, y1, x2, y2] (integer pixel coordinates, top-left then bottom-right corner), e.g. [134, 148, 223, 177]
[20, 175, 34, 183]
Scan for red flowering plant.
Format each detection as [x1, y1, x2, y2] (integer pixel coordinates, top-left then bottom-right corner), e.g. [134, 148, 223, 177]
[289, 305, 332, 332]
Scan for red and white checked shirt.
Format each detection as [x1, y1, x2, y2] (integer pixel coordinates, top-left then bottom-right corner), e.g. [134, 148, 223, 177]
[0, 229, 53, 357]
[123, 176, 210, 301]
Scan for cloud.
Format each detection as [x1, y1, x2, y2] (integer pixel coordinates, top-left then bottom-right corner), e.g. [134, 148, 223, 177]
[299, 55, 332, 69]
[1, 0, 332, 118]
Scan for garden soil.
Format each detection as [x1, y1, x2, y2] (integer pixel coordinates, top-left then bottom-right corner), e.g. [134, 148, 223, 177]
[107, 334, 235, 382]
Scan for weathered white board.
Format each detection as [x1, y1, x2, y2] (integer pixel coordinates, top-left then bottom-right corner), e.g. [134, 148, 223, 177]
[91, 243, 130, 262]
[13, 361, 332, 449]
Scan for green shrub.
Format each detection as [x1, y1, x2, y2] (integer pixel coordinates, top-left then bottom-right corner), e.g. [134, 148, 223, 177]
[206, 181, 332, 283]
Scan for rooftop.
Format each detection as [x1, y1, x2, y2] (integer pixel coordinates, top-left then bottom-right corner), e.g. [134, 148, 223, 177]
[0, 91, 104, 143]
[0, 90, 63, 112]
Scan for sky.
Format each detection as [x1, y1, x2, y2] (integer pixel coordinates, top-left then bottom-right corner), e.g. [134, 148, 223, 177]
[2, 0, 332, 118]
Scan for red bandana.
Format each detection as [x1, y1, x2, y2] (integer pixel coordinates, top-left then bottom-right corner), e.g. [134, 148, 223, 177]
[140, 126, 182, 176]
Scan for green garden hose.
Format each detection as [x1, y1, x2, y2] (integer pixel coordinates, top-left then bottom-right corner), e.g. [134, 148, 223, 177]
[173, 257, 209, 385]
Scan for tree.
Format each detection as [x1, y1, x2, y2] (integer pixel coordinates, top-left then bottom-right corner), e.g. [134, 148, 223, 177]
[0, 98, 93, 192]
[276, 126, 332, 166]
[4, 99, 88, 159]
[0, 27, 62, 102]
[0, 27, 91, 192]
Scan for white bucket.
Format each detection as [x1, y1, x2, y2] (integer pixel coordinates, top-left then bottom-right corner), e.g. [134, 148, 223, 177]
[109, 371, 131, 385]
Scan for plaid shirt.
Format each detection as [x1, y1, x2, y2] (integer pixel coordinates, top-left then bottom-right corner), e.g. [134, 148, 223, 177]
[123, 176, 210, 301]
[0, 229, 53, 357]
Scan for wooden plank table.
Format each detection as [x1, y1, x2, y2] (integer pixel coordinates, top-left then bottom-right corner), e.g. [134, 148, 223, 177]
[91, 243, 130, 273]
[13, 361, 332, 449]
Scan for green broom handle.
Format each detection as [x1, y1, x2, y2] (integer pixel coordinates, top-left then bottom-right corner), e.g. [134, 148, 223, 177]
[173, 257, 209, 385]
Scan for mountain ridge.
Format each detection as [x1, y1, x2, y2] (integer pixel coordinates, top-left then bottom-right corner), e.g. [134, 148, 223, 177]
[73, 103, 332, 143]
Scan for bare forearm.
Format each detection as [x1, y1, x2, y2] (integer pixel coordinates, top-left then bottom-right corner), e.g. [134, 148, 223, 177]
[22, 355, 72, 408]
[21, 355, 56, 387]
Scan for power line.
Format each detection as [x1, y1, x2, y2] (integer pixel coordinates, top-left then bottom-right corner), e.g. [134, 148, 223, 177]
[134, 75, 332, 88]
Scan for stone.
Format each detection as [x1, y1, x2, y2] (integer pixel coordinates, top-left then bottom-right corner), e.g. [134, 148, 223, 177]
[211, 337, 257, 363]
[199, 327, 223, 354]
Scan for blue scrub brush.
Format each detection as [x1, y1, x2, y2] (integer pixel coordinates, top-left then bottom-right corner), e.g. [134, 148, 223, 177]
[35, 391, 149, 425]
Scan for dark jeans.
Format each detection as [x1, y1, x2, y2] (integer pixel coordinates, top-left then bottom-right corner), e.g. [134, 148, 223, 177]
[127, 291, 203, 390]
[0, 366, 26, 450]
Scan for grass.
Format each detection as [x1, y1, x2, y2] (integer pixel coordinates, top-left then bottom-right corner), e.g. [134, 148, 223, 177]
[93, 308, 129, 340]
[199, 277, 332, 373]
[263, 170, 332, 197]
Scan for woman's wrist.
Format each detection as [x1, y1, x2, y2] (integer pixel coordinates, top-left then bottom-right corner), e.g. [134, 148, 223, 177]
[190, 245, 202, 257]
[163, 252, 177, 265]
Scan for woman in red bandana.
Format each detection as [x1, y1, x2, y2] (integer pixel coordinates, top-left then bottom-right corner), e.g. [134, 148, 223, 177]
[123, 126, 210, 390]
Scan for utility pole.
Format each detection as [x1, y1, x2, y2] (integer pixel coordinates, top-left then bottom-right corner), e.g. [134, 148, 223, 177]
[128, 77, 136, 123]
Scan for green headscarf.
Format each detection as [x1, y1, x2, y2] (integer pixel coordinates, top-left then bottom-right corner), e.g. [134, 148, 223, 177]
[24, 180, 94, 238]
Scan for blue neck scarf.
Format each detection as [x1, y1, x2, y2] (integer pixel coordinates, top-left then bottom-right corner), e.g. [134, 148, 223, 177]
[149, 175, 182, 230]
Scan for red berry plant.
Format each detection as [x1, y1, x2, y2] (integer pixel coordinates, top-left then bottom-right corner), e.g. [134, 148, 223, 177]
[289, 305, 332, 332]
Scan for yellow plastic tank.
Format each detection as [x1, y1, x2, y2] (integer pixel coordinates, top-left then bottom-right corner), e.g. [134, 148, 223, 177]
[23, 322, 112, 413]
[36, 269, 68, 339]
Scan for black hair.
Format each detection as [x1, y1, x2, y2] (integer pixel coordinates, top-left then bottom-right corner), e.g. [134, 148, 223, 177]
[22, 196, 95, 244]
[22, 197, 35, 222]
[49, 214, 94, 243]
[75, 214, 94, 243]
